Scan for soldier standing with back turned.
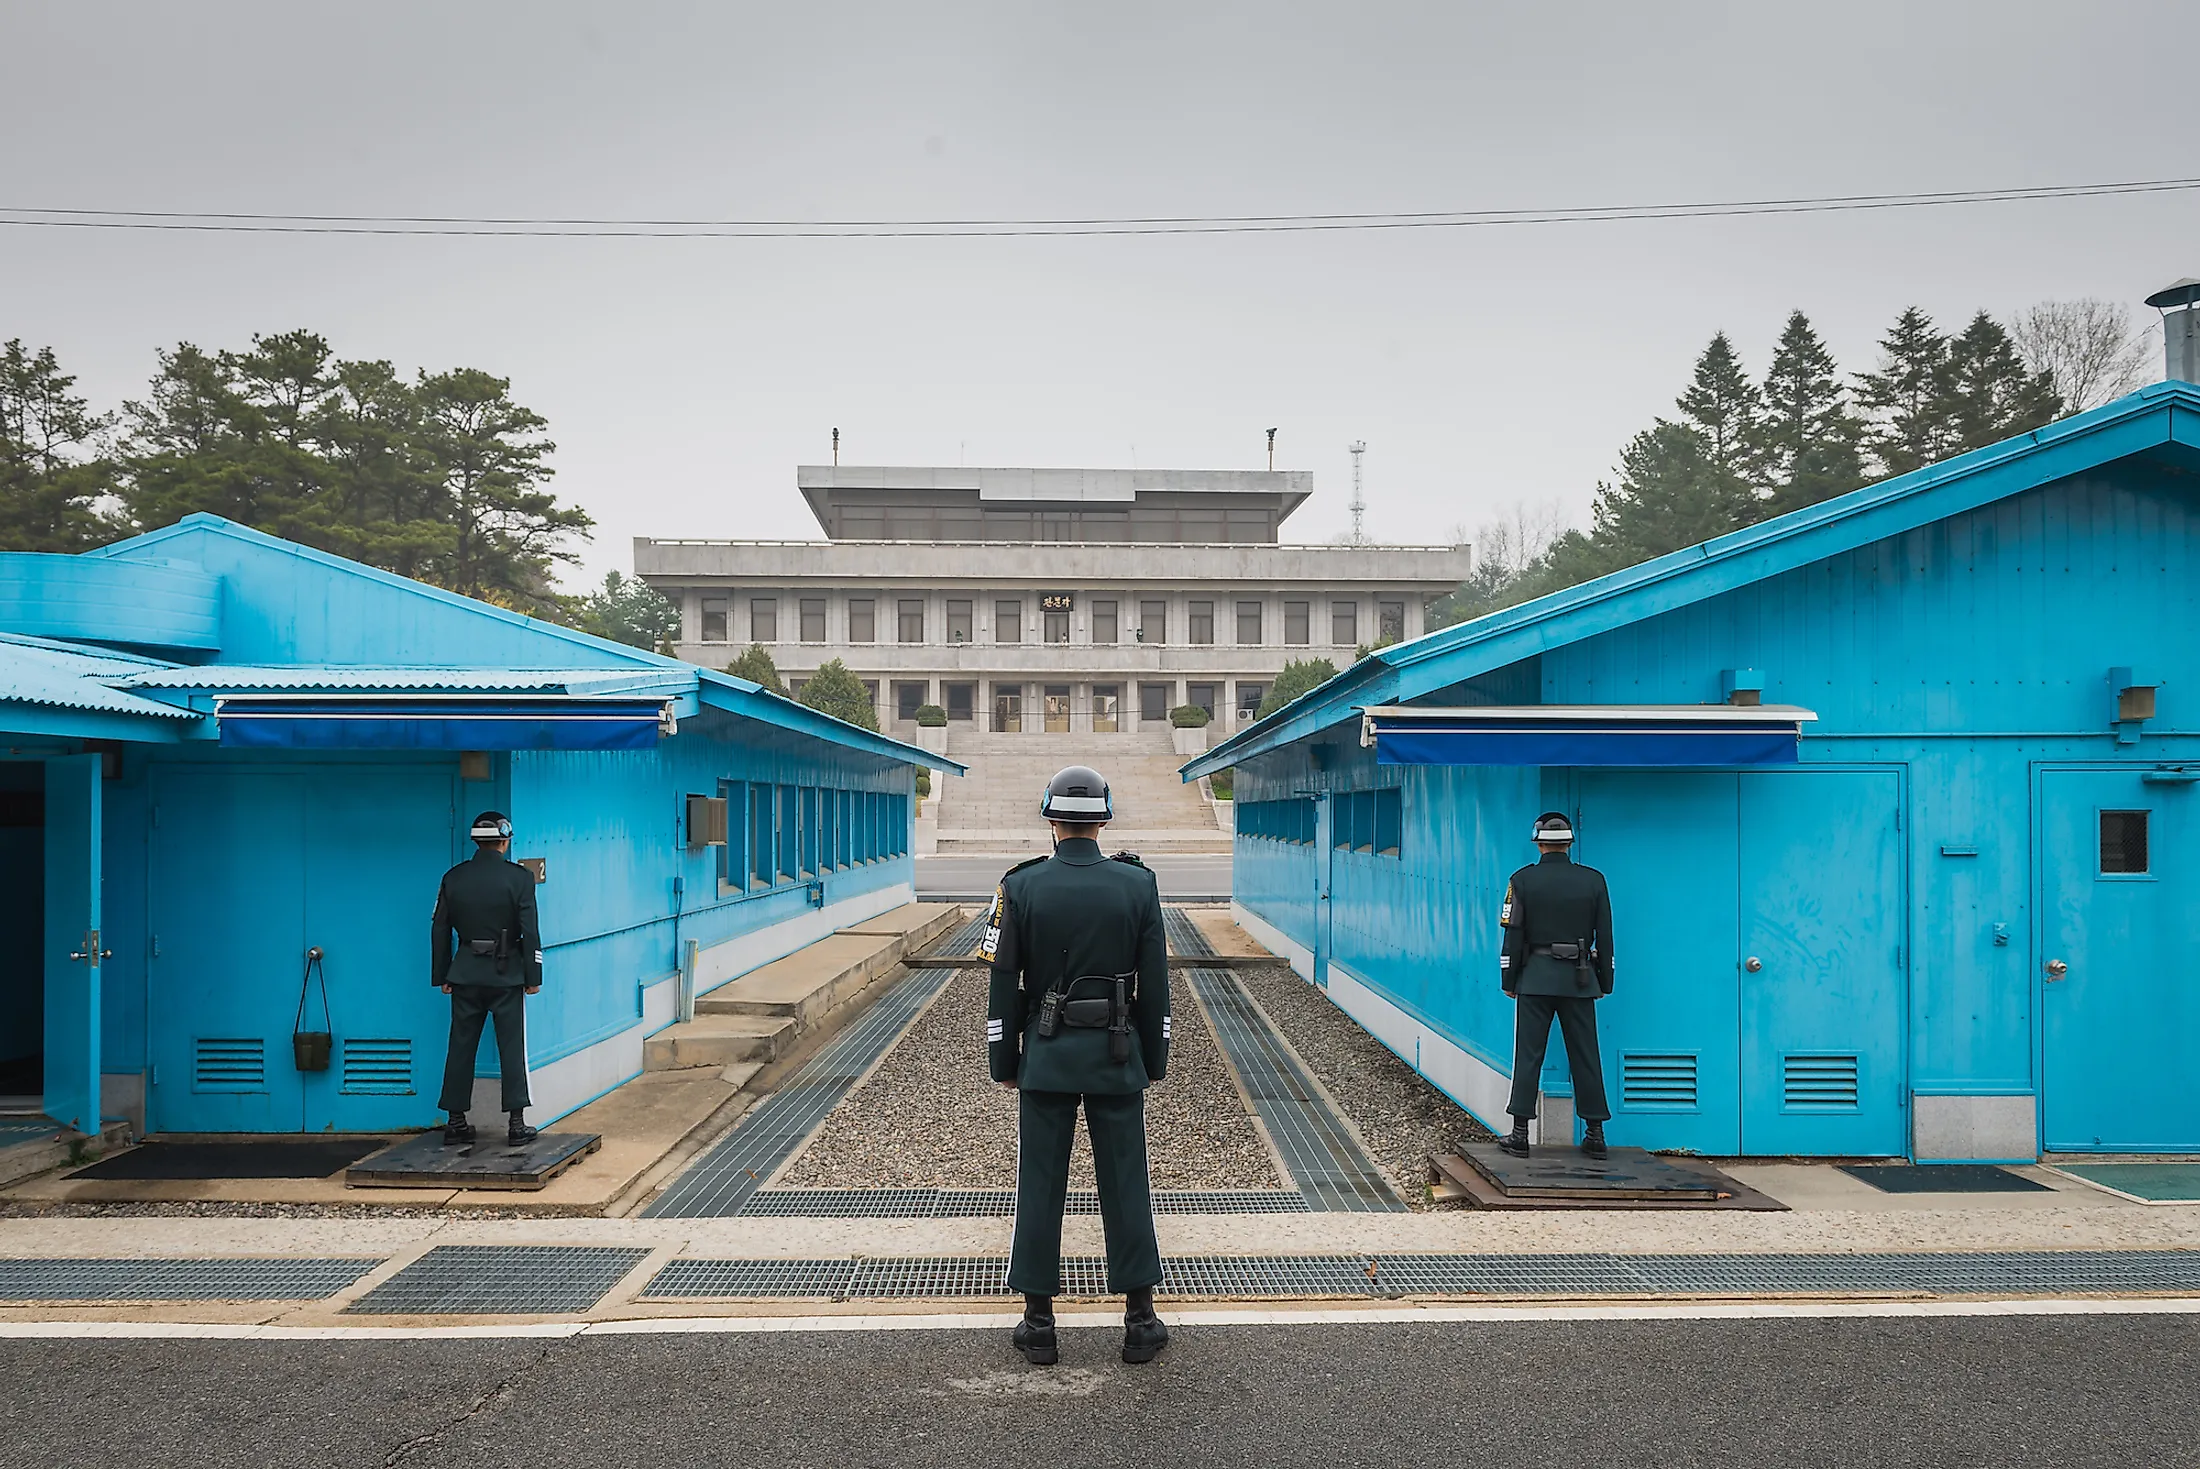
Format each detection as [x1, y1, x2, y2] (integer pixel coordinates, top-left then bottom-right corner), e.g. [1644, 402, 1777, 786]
[1496, 810, 1615, 1160]
[985, 765, 1171, 1367]
[432, 811, 544, 1146]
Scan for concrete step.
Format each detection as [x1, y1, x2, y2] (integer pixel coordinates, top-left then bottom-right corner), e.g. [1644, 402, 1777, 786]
[644, 1013, 796, 1070]
[0, 1119, 132, 1190]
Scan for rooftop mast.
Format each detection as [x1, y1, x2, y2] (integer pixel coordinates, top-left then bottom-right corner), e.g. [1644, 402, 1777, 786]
[1348, 441, 1367, 545]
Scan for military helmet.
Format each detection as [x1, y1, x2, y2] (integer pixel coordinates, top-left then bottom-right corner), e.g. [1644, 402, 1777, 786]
[1532, 810, 1575, 844]
[1040, 765, 1113, 823]
[469, 810, 515, 842]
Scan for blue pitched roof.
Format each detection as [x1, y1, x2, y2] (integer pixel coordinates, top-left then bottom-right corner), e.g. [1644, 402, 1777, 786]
[76, 515, 961, 771]
[1184, 379, 2200, 778]
[0, 631, 204, 733]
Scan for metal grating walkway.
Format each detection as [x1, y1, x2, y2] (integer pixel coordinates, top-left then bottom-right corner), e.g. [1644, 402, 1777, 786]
[738, 1188, 1311, 1218]
[642, 966, 953, 1218]
[0, 1257, 381, 1302]
[928, 912, 991, 958]
[1162, 906, 1216, 957]
[1186, 965, 1405, 1212]
[345, 1245, 651, 1315]
[640, 1249, 2200, 1301]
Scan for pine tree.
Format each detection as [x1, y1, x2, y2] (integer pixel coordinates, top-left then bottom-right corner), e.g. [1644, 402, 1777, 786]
[1755, 310, 1865, 513]
[797, 658, 880, 731]
[413, 367, 589, 616]
[727, 645, 788, 696]
[1582, 419, 1754, 567]
[1941, 311, 2063, 452]
[0, 339, 115, 551]
[1855, 307, 1954, 477]
[1675, 331, 1765, 481]
[577, 570, 680, 651]
[1254, 657, 1339, 718]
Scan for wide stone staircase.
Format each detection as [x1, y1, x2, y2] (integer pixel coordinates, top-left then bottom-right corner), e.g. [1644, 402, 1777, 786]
[931, 726, 1227, 853]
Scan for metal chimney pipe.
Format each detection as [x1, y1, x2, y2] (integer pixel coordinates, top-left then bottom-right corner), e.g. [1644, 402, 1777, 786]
[2144, 279, 2200, 383]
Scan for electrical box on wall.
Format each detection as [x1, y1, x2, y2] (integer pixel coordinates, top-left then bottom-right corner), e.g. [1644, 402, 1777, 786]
[2110, 666, 2158, 745]
[686, 793, 729, 850]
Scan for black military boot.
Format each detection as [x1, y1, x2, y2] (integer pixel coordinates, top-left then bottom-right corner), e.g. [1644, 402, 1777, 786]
[1121, 1287, 1169, 1364]
[1495, 1117, 1531, 1159]
[443, 1111, 474, 1146]
[507, 1111, 538, 1145]
[1580, 1122, 1608, 1160]
[1013, 1294, 1059, 1366]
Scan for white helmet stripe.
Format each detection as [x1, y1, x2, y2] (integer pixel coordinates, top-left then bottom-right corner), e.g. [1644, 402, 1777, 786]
[1044, 795, 1111, 815]
[1533, 822, 1574, 841]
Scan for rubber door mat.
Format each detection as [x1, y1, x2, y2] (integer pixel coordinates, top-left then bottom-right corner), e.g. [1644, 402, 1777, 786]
[1840, 1164, 2052, 1193]
[0, 1257, 381, 1302]
[345, 1245, 651, 1315]
[69, 1139, 392, 1180]
[2054, 1163, 2200, 1202]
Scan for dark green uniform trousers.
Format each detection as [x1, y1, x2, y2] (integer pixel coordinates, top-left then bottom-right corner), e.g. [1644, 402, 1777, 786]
[1506, 994, 1611, 1122]
[437, 984, 530, 1114]
[1009, 1089, 1161, 1296]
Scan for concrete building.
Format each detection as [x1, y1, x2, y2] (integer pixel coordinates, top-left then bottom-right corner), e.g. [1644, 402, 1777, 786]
[1187, 379, 2200, 1162]
[635, 466, 1471, 741]
[1, 515, 947, 1137]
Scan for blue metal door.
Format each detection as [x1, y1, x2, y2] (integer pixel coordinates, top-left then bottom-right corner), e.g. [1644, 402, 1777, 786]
[148, 768, 308, 1131]
[1577, 772, 1741, 1155]
[303, 768, 456, 1131]
[1312, 792, 1333, 988]
[1738, 769, 1906, 1156]
[41, 755, 101, 1134]
[2040, 770, 2198, 1151]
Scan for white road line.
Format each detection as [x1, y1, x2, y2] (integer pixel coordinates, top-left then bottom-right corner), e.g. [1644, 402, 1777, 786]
[5, 1295, 2199, 1340]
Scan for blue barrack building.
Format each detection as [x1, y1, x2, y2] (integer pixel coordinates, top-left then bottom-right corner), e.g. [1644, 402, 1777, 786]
[1, 515, 954, 1136]
[1186, 381, 2199, 1162]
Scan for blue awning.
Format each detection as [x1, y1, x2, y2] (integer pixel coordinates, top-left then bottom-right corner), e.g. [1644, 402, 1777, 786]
[216, 697, 672, 751]
[1362, 704, 1817, 767]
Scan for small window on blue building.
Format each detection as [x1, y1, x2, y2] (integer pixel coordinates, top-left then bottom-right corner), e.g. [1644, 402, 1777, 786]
[750, 786, 774, 890]
[719, 781, 749, 892]
[778, 785, 799, 881]
[2100, 810, 2149, 875]
[838, 790, 855, 866]
[1374, 789, 1401, 857]
[800, 788, 820, 876]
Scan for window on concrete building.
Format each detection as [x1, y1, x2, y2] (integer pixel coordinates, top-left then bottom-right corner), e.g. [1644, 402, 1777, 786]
[1092, 600, 1118, 644]
[1237, 600, 1263, 646]
[1181, 511, 1224, 542]
[1187, 682, 1218, 718]
[1139, 599, 1166, 644]
[1044, 608, 1070, 644]
[995, 600, 1023, 644]
[1189, 601, 1214, 645]
[700, 595, 728, 642]
[800, 598, 826, 642]
[1078, 513, 1129, 543]
[1378, 599, 1406, 645]
[885, 508, 934, 540]
[1235, 682, 1266, 721]
[1093, 685, 1120, 732]
[946, 600, 972, 644]
[938, 508, 983, 540]
[1284, 601, 1309, 645]
[895, 681, 927, 722]
[751, 597, 779, 642]
[1331, 600, 1358, 647]
[788, 678, 808, 700]
[1140, 683, 1170, 722]
[898, 598, 925, 643]
[1038, 513, 1072, 541]
[1228, 509, 1272, 543]
[944, 682, 975, 721]
[839, 508, 886, 539]
[862, 680, 880, 721]
[848, 598, 876, 643]
[2101, 810, 2150, 874]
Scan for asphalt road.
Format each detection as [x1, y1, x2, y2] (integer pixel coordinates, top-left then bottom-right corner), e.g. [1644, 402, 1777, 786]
[9, 1313, 2196, 1468]
[918, 852, 1232, 901]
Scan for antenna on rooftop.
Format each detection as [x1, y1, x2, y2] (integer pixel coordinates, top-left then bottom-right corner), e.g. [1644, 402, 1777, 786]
[832, 427, 840, 466]
[1266, 427, 1278, 470]
[1348, 440, 1367, 545]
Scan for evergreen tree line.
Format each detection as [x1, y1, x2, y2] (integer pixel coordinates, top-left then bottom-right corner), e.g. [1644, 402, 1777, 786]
[1433, 300, 2144, 625]
[0, 330, 642, 627]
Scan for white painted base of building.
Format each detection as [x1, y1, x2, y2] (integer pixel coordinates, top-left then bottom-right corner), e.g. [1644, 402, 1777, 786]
[470, 881, 915, 1124]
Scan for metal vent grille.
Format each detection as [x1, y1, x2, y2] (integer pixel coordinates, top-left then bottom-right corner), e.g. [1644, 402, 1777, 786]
[341, 1038, 413, 1095]
[1784, 1053, 1860, 1110]
[1621, 1053, 1697, 1111]
[193, 1037, 266, 1093]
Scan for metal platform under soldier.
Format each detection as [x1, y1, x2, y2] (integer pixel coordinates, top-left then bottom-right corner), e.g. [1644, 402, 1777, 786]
[346, 1129, 602, 1191]
[1432, 1142, 1785, 1211]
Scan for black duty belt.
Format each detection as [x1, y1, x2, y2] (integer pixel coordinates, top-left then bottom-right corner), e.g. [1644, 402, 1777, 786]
[1530, 942, 1585, 959]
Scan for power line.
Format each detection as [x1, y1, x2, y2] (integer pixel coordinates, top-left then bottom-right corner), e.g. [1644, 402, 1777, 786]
[0, 176, 2194, 239]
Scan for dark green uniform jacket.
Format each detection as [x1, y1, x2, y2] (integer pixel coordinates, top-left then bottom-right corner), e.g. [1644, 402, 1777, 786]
[431, 847, 544, 990]
[1499, 851, 1614, 998]
[985, 837, 1169, 1094]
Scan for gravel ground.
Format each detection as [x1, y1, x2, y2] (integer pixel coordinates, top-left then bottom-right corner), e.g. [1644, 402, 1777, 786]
[776, 968, 1283, 1191]
[1238, 964, 1493, 1207]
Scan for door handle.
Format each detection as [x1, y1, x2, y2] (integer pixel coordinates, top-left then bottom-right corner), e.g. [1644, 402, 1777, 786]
[68, 930, 112, 966]
[1744, 956, 1763, 973]
[2044, 959, 2069, 982]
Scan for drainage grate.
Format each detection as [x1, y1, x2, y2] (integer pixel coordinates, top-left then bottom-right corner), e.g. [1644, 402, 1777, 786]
[344, 1245, 650, 1315]
[641, 1258, 858, 1300]
[925, 913, 992, 958]
[626, 1248, 2200, 1302]
[642, 967, 951, 1218]
[0, 1257, 381, 1302]
[1185, 966, 1404, 1212]
[1163, 906, 1218, 957]
[737, 1188, 1312, 1218]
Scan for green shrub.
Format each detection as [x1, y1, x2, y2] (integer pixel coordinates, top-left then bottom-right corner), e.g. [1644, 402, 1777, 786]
[1169, 703, 1211, 728]
[796, 658, 881, 732]
[914, 704, 947, 727]
[1255, 657, 1339, 720]
[915, 770, 933, 798]
[1207, 768, 1234, 800]
[726, 645, 788, 696]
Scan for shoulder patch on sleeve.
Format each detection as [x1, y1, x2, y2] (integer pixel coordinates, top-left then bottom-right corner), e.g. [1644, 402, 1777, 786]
[1500, 880, 1514, 927]
[980, 883, 1006, 960]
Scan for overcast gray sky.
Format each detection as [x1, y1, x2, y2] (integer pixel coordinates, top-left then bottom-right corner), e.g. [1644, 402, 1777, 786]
[4, 1, 2192, 584]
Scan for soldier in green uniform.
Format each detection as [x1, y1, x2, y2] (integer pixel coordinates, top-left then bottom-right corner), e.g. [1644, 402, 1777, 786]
[986, 765, 1171, 1367]
[1496, 811, 1614, 1160]
[432, 812, 544, 1146]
